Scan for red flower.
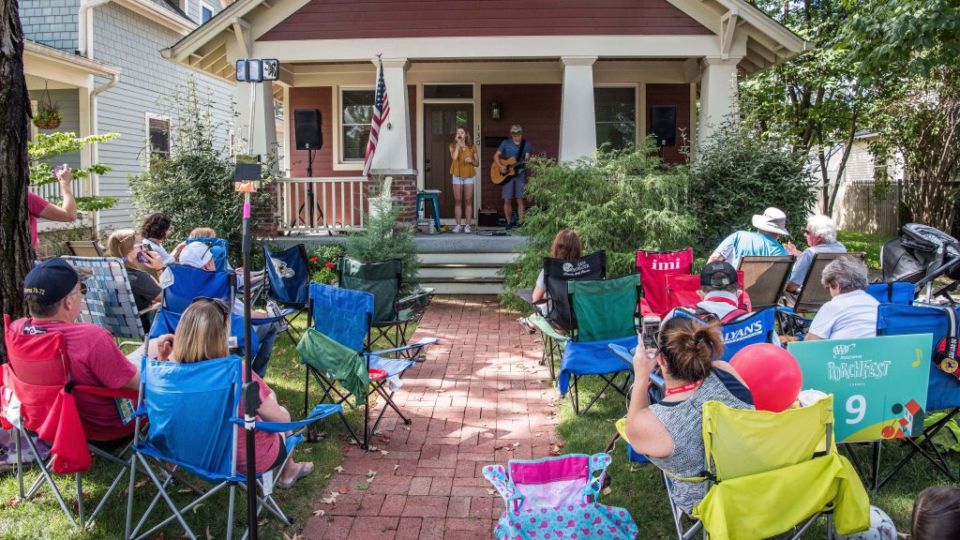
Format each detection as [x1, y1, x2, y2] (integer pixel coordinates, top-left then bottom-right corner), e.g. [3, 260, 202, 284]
[309, 256, 319, 263]
[324, 261, 335, 270]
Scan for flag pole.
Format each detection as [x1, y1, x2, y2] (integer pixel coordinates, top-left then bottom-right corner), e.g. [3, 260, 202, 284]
[242, 77, 259, 540]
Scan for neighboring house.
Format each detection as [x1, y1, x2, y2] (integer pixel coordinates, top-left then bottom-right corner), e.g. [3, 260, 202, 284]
[815, 131, 905, 235]
[21, 0, 235, 234]
[163, 0, 810, 235]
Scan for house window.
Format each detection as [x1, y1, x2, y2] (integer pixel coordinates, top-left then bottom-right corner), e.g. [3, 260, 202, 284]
[649, 106, 677, 148]
[146, 113, 171, 163]
[340, 89, 374, 163]
[594, 87, 636, 150]
[424, 84, 473, 100]
[201, 1, 215, 23]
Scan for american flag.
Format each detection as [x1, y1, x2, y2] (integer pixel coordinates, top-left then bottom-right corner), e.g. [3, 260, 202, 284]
[362, 58, 390, 177]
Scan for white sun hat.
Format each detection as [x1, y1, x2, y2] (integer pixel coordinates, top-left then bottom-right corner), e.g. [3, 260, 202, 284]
[751, 207, 790, 236]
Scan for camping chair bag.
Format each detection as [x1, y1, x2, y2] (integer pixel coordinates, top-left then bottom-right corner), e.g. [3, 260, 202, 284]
[483, 453, 639, 540]
[543, 251, 607, 330]
[263, 243, 309, 306]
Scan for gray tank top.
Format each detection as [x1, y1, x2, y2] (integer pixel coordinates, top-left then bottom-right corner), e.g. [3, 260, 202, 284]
[647, 371, 753, 513]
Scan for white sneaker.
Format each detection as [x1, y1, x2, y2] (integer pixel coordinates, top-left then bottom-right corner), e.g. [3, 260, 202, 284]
[452, 225, 462, 233]
[464, 224, 472, 234]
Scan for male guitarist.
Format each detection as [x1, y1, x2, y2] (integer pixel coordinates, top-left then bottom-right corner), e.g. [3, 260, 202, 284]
[493, 124, 532, 230]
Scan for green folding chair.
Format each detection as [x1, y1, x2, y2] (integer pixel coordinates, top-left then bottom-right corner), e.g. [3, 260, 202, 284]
[336, 256, 434, 349]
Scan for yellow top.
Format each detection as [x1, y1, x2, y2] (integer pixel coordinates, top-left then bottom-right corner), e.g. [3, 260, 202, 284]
[449, 143, 477, 178]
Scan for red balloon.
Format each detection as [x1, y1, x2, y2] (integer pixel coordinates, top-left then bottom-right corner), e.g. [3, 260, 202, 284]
[729, 343, 803, 412]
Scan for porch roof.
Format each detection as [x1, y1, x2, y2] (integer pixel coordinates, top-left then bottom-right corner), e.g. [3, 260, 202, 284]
[25, 40, 121, 86]
[162, 0, 811, 83]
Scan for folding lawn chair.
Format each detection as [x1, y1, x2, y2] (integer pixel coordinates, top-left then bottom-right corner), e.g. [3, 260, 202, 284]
[123, 354, 341, 539]
[868, 302, 960, 489]
[777, 252, 866, 337]
[557, 274, 640, 415]
[61, 256, 155, 351]
[737, 255, 794, 310]
[664, 272, 752, 314]
[865, 281, 915, 305]
[336, 256, 434, 349]
[185, 237, 230, 272]
[2, 321, 138, 529]
[262, 243, 310, 343]
[296, 283, 437, 449]
[482, 453, 639, 539]
[528, 251, 607, 380]
[636, 247, 694, 317]
[670, 307, 778, 361]
[65, 240, 105, 257]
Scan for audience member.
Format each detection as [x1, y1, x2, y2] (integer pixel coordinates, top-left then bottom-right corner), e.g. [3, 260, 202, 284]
[107, 229, 163, 330]
[531, 229, 583, 306]
[805, 257, 878, 340]
[912, 487, 960, 540]
[785, 214, 846, 292]
[624, 317, 753, 515]
[707, 207, 789, 268]
[140, 213, 175, 265]
[12, 258, 139, 440]
[28, 165, 78, 250]
[176, 242, 280, 376]
[680, 261, 748, 322]
[153, 300, 313, 486]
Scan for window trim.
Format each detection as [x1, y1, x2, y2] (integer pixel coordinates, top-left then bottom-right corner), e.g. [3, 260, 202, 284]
[145, 112, 171, 167]
[200, 0, 216, 23]
[593, 84, 639, 150]
[334, 85, 374, 171]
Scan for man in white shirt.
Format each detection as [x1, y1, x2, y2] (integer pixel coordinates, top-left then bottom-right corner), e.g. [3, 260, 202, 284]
[806, 257, 879, 340]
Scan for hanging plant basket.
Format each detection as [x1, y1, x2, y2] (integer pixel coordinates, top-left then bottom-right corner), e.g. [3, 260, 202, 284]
[33, 82, 61, 130]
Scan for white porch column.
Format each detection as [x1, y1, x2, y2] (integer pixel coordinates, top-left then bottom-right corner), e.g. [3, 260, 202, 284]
[235, 81, 279, 171]
[370, 57, 415, 174]
[697, 56, 740, 147]
[559, 56, 598, 162]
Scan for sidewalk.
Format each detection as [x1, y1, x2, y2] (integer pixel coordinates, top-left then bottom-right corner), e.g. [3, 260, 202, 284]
[302, 296, 558, 540]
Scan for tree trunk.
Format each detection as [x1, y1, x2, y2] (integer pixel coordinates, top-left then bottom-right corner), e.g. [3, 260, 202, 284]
[0, 0, 34, 362]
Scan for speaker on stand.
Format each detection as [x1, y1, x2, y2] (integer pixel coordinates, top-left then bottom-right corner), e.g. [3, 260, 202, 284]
[294, 109, 323, 228]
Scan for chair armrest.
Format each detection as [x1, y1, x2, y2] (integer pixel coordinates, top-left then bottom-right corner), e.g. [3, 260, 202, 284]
[138, 303, 161, 317]
[399, 288, 434, 307]
[237, 403, 343, 433]
[373, 337, 439, 359]
[608, 343, 635, 369]
[74, 385, 139, 401]
[528, 315, 569, 343]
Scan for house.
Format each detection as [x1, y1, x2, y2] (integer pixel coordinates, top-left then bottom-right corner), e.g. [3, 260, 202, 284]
[161, 0, 809, 236]
[21, 0, 235, 237]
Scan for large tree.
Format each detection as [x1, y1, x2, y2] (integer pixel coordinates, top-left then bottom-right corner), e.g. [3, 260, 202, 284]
[0, 0, 33, 361]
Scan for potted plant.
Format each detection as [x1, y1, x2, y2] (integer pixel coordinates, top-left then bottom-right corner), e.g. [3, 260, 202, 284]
[33, 84, 61, 130]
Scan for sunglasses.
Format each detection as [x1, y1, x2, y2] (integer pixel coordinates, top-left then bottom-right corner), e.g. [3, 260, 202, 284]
[73, 282, 88, 296]
[191, 296, 230, 320]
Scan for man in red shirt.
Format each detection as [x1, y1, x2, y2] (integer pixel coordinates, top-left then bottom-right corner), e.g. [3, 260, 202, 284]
[13, 258, 139, 440]
[28, 165, 79, 249]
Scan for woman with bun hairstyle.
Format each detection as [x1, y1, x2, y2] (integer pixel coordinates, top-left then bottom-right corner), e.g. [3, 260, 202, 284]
[912, 486, 960, 540]
[624, 317, 754, 515]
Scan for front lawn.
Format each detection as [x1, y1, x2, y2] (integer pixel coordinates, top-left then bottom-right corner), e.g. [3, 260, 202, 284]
[837, 230, 889, 270]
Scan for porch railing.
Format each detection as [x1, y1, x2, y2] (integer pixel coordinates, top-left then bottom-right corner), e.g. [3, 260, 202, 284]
[276, 176, 368, 234]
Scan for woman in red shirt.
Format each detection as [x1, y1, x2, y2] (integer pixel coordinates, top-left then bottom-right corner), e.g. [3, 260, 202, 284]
[29, 165, 79, 248]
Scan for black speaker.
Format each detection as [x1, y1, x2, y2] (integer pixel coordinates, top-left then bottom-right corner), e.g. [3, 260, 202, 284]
[294, 109, 322, 150]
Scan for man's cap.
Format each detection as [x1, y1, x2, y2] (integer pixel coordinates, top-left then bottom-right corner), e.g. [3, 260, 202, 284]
[700, 261, 738, 288]
[509, 124, 523, 134]
[751, 207, 789, 236]
[179, 242, 214, 269]
[23, 258, 80, 305]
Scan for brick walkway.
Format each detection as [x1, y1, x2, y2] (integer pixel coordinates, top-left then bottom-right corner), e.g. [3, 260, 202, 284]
[302, 296, 558, 540]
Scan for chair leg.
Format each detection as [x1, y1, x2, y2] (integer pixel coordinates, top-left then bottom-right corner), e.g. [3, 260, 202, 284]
[571, 376, 580, 415]
[125, 446, 137, 540]
[21, 429, 77, 527]
[303, 365, 310, 416]
[226, 484, 235, 540]
[76, 473, 85, 527]
[14, 427, 24, 499]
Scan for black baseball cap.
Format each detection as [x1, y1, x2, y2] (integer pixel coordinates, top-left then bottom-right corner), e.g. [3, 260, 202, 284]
[700, 261, 738, 288]
[23, 258, 80, 305]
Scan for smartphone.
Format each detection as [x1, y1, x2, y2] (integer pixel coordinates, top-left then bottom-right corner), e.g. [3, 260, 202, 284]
[136, 249, 149, 264]
[641, 315, 661, 349]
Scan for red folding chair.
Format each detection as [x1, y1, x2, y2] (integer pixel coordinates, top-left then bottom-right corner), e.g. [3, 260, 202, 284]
[664, 272, 752, 313]
[636, 248, 694, 317]
[2, 317, 137, 528]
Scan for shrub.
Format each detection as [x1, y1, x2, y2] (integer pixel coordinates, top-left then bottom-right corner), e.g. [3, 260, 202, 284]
[307, 243, 347, 284]
[501, 142, 696, 311]
[344, 178, 420, 293]
[689, 122, 817, 253]
[29, 131, 120, 212]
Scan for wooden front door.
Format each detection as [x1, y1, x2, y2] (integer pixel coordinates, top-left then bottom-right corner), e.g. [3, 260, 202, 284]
[424, 103, 474, 220]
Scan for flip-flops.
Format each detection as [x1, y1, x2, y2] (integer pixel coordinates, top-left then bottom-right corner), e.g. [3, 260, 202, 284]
[277, 462, 315, 489]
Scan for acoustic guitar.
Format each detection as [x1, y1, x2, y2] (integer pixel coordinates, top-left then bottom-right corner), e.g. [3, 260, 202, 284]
[490, 157, 525, 185]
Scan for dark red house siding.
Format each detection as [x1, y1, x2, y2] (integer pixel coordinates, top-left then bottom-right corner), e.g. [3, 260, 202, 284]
[646, 83, 691, 164]
[480, 84, 561, 212]
[261, 0, 710, 41]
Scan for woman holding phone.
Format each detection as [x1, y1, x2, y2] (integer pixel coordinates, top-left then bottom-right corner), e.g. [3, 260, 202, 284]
[107, 229, 163, 330]
[449, 127, 477, 233]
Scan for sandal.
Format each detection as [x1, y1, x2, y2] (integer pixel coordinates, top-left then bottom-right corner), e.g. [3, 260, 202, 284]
[277, 462, 315, 489]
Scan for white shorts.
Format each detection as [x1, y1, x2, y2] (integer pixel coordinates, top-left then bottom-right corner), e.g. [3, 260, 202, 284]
[452, 175, 475, 185]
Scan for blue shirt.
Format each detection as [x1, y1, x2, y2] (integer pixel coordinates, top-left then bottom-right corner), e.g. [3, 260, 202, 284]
[497, 139, 532, 180]
[713, 230, 788, 268]
[788, 242, 846, 287]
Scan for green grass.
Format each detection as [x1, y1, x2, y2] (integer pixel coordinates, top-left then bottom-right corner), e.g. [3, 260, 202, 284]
[554, 374, 960, 539]
[0, 315, 396, 540]
[837, 230, 888, 270]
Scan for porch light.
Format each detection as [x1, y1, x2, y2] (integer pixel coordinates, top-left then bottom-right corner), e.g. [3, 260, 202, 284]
[490, 101, 501, 121]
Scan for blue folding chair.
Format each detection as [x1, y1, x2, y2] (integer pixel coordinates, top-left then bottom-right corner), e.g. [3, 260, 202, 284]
[262, 243, 309, 343]
[185, 237, 230, 272]
[296, 283, 437, 449]
[670, 308, 778, 360]
[866, 281, 916, 305]
[124, 355, 340, 539]
[869, 302, 960, 488]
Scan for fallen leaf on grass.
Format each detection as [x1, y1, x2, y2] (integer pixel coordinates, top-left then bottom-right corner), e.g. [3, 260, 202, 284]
[206, 526, 214, 540]
[283, 533, 303, 540]
[602, 487, 612, 496]
[6, 497, 20, 508]
[334, 465, 345, 473]
[192, 503, 203, 514]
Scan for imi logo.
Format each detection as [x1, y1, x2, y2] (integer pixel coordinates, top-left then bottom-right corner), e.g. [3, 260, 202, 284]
[651, 258, 682, 271]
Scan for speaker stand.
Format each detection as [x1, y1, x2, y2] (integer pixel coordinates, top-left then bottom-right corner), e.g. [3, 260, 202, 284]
[295, 148, 324, 228]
